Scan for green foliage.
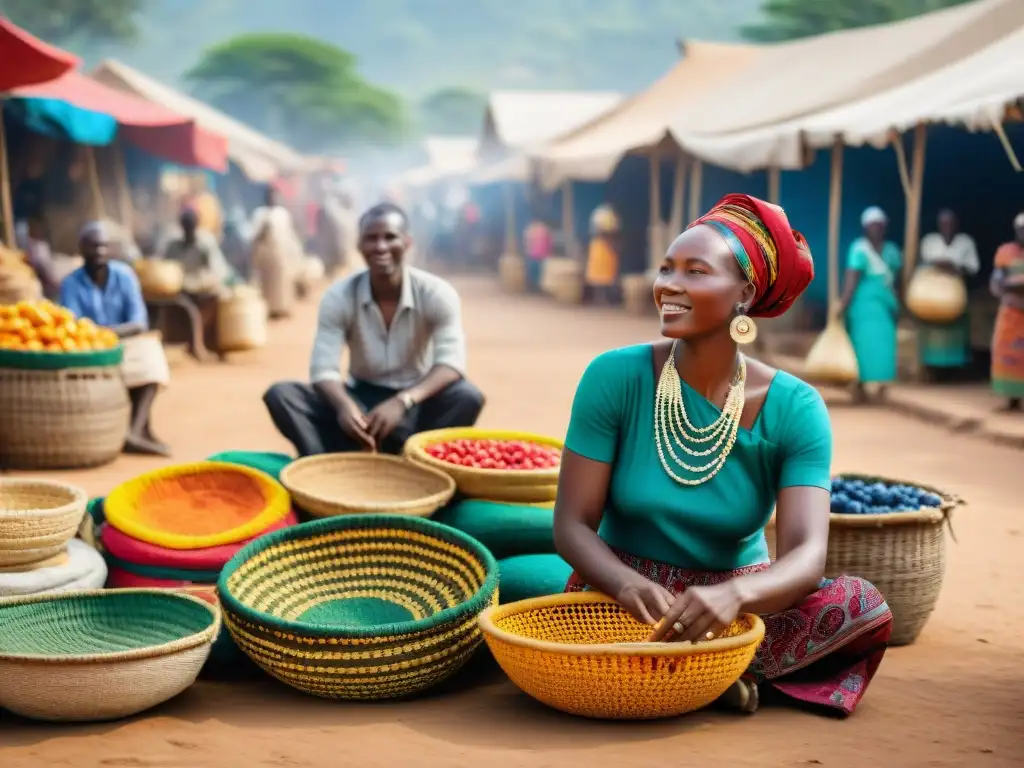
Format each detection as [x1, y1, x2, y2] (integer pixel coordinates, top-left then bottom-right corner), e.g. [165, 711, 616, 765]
[1, 0, 146, 45]
[419, 87, 489, 135]
[742, 0, 974, 42]
[184, 33, 408, 153]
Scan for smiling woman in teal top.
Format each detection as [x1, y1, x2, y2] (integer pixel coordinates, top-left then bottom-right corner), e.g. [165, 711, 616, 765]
[554, 194, 892, 718]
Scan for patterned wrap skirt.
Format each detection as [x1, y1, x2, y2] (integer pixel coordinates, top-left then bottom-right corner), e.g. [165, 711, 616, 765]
[565, 548, 893, 716]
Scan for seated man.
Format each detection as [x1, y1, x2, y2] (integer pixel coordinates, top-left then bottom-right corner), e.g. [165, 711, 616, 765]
[60, 221, 170, 456]
[163, 208, 234, 294]
[264, 202, 485, 456]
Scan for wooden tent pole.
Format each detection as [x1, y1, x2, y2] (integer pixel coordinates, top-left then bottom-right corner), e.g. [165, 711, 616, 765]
[687, 159, 704, 224]
[827, 136, 844, 312]
[768, 166, 781, 204]
[0, 101, 15, 248]
[648, 151, 662, 270]
[902, 123, 928, 287]
[113, 141, 135, 233]
[503, 181, 517, 255]
[561, 179, 576, 260]
[668, 157, 687, 241]
[85, 146, 106, 221]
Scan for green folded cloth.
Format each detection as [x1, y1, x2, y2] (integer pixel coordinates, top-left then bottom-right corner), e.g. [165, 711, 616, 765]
[433, 499, 555, 559]
[497, 554, 573, 604]
[205, 450, 294, 481]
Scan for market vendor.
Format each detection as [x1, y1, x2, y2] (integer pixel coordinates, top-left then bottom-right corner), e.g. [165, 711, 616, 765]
[263, 202, 485, 456]
[163, 208, 234, 295]
[60, 221, 171, 457]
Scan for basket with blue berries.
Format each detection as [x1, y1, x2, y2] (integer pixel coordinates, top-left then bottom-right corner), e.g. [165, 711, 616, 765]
[764, 474, 962, 646]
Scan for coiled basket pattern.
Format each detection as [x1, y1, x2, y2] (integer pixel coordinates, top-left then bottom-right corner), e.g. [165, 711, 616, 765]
[219, 514, 499, 700]
[480, 592, 765, 720]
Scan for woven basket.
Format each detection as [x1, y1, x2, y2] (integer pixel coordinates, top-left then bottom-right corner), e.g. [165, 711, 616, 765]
[404, 428, 561, 502]
[824, 474, 960, 646]
[104, 462, 291, 550]
[0, 589, 219, 722]
[0, 479, 87, 567]
[217, 291, 268, 353]
[219, 514, 499, 700]
[498, 253, 526, 293]
[0, 539, 107, 597]
[0, 365, 129, 470]
[480, 593, 764, 720]
[280, 453, 456, 518]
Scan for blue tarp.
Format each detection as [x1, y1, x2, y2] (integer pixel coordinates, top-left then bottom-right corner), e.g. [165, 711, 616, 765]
[4, 97, 117, 146]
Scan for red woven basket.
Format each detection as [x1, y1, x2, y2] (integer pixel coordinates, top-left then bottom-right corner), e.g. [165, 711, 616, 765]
[101, 510, 298, 569]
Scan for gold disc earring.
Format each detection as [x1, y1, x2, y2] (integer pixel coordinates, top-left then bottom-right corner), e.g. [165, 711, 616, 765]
[730, 312, 758, 345]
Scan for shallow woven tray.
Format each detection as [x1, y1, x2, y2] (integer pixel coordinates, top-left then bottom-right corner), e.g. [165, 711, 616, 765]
[0, 479, 87, 565]
[480, 592, 764, 720]
[280, 453, 456, 518]
[219, 514, 499, 700]
[104, 461, 291, 550]
[0, 588, 220, 722]
[404, 428, 561, 503]
[0, 539, 107, 597]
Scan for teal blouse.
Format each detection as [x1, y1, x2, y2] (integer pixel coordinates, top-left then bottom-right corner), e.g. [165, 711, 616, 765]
[564, 344, 833, 571]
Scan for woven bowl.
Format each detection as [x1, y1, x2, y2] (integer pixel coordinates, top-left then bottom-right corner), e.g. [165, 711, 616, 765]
[279, 453, 456, 518]
[0, 589, 220, 722]
[404, 428, 562, 502]
[480, 592, 765, 720]
[104, 461, 291, 550]
[219, 514, 499, 700]
[0, 479, 87, 566]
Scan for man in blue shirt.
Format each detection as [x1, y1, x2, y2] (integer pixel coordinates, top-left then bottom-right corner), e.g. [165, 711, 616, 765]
[60, 222, 169, 456]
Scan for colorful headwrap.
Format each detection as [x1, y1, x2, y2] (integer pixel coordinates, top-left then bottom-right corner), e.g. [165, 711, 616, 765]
[689, 193, 814, 319]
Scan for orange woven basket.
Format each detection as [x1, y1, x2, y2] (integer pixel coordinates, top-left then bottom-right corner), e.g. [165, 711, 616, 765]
[104, 462, 291, 550]
[480, 592, 764, 720]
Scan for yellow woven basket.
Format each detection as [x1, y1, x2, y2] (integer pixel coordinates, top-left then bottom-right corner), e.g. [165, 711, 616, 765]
[480, 592, 764, 720]
[404, 428, 562, 502]
[104, 461, 291, 550]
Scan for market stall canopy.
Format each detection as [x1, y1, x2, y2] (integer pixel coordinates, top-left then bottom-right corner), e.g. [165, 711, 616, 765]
[402, 136, 479, 188]
[479, 90, 624, 158]
[533, 42, 759, 188]
[91, 59, 303, 183]
[0, 17, 78, 91]
[670, 12, 1024, 172]
[12, 71, 229, 172]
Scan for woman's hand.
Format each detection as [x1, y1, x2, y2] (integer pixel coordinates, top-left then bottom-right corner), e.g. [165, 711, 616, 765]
[613, 574, 675, 627]
[646, 581, 743, 643]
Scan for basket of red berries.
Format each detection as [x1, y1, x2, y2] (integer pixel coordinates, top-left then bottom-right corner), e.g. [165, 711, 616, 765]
[403, 429, 562, 503]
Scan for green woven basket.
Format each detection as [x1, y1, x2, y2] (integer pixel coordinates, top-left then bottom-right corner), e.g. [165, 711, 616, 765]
[219, 514, 499, 700]
[0, 345, 124, 371]
[0, 589, 220, 722]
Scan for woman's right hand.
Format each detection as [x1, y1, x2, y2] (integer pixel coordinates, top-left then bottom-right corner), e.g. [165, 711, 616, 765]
[613, 574, 675, 627]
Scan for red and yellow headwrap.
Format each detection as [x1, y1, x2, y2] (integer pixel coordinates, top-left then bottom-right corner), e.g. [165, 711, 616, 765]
[689, 193, 814, 318]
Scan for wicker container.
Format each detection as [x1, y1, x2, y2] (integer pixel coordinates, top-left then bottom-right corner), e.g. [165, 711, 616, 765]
[0, 589, 219, 722]
[824, 474, 960, 646]
[540, 256, 577, 294]
[404, 428, 561, 503]
[219, 514, 499, 700]
[217, 290, 268, 353]
[480, 593, 764, 720]
[498, 253, 526, 294]
[280, 453, 456, 518]
[104, 461, 291, 550]
[622, 273, 655, 316]
[0, 539, 107, 597]
[0, 357, 129, 470]
[0, 479, 87, 566]
[136, 258, 185, 299]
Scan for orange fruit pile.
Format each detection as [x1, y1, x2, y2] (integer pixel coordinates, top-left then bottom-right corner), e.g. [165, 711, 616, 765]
[0, 300, 120, 352]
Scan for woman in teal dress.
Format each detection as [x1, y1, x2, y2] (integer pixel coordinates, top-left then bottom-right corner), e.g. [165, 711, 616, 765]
[838, 207, 902, 402]
[554, 194, 892, 717]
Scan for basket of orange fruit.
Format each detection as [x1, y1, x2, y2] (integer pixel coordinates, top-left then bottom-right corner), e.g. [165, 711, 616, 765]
[0, 301, 129, 470]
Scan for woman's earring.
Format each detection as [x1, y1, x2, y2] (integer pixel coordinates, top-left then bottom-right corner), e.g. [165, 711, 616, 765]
[730, 308, 758, 345]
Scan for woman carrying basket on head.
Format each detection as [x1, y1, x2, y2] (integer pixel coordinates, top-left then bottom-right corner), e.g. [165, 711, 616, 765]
[554, 194, 892, 717]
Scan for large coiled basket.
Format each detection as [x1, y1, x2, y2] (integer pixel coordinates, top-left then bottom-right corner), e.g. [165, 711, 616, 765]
[0, 589, 220, 721]
[481, 593, 764, 719]
[219, 515, 499, 700]
[404, 428, 561, 502]
[0, 347, 129, 469]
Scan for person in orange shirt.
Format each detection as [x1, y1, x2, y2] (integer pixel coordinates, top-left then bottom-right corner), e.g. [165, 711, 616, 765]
[586, 203, 621, 306]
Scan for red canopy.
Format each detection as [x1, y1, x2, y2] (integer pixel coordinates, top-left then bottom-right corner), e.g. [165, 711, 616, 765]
[0, 17, 78, 91]
[14, 71, 229, 172]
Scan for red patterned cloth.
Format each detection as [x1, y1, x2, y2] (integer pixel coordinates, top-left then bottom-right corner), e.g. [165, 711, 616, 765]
[565, 550, 892, 716]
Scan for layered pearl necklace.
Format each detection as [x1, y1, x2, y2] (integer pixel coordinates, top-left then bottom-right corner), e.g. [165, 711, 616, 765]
[654, 339, 747, 487]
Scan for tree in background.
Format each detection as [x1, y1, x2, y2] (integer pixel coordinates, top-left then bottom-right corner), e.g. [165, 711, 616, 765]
[185, 33, 408, 153]
[2, 0, 146, 45]
[742, 0, 973, 41]
[419, 87, 489, 136]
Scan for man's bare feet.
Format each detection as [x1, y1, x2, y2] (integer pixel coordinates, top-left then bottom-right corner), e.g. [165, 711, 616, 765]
[124, 434, 171, 457]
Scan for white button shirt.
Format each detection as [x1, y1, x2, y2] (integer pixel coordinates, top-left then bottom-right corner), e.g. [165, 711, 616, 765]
[309, 267, 467, 390]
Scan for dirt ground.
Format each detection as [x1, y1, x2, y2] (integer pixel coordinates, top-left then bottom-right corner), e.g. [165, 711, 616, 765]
[1, 276, 1022, 767]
